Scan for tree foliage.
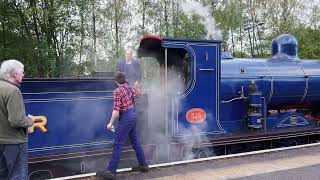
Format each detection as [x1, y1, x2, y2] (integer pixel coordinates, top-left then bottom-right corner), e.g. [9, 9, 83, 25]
[294, 28, 320, 59]
[0, 0, 319, 78]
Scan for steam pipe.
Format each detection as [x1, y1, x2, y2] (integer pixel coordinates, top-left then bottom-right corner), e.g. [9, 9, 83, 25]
[262, 97, 267, 132]
[221, 86, 247, 103]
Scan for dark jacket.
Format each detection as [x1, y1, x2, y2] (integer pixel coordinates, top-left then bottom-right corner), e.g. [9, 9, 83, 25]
[0, 78, 33, 144]
[116, 59, 142, 85]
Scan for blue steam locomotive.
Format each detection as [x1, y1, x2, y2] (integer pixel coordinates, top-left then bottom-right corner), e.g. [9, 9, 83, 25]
[25, 34, 320, 179]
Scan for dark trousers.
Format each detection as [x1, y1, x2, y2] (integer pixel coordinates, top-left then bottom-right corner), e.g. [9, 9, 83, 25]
[0, 143, 28, 180]
[107, 108, 147, 174]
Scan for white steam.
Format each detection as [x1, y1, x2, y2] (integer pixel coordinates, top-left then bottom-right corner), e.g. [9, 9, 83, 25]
[144, 67, 210, 161]
[180, 0, 222, 40]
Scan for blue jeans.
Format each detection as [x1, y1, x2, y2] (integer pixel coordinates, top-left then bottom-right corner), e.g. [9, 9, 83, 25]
[0, 143, 28, 180]
[107, 108, 147, 174]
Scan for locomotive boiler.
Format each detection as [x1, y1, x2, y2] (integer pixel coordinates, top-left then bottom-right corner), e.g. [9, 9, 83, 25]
[220, 34, 320, 131]
[24, 34, 320, 179]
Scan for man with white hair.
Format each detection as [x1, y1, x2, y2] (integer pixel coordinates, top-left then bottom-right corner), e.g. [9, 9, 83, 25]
[0, 59, 34, 179]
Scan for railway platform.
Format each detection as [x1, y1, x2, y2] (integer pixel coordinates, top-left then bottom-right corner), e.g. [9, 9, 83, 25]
[52, 142, 320, 180]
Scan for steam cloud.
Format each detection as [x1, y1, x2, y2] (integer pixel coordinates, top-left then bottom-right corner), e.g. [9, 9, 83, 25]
[180, 0, 222, 40]
[144, 67, 211, 162]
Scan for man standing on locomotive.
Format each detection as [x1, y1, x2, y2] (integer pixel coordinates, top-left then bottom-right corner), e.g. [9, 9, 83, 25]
[0, 59, 34, 179]
[116, 48, 142, 89]
[97, 71, 148, 180]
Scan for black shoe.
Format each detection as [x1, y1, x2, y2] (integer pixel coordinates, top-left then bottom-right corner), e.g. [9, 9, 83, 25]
[132, 165, 149, 172]
[96, 170, 116, 180]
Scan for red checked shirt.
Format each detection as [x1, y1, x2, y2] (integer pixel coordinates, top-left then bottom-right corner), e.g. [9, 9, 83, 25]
[113, 83, 141, 112]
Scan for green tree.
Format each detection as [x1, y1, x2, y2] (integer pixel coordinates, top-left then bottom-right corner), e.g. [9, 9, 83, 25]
[294, 28, 320, 59]
[174, 12, 206, 39]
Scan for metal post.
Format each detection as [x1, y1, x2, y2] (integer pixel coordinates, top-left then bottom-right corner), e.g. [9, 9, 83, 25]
[165, 48, 168, 137]
[164, 48, 169, 162]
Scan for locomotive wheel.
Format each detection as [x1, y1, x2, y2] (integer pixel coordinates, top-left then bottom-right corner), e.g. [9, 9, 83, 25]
[198, 150, 210, 159]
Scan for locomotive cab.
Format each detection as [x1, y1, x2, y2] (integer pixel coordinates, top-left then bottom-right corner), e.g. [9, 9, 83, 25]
[138, 35, 224, 141]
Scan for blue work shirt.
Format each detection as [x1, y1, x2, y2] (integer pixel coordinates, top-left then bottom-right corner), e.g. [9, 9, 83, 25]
[116, 60, 142, 86]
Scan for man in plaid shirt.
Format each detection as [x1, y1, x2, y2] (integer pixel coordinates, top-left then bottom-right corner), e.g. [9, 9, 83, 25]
[112, 80, 141, 113]
[97, 72, 148, 180]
